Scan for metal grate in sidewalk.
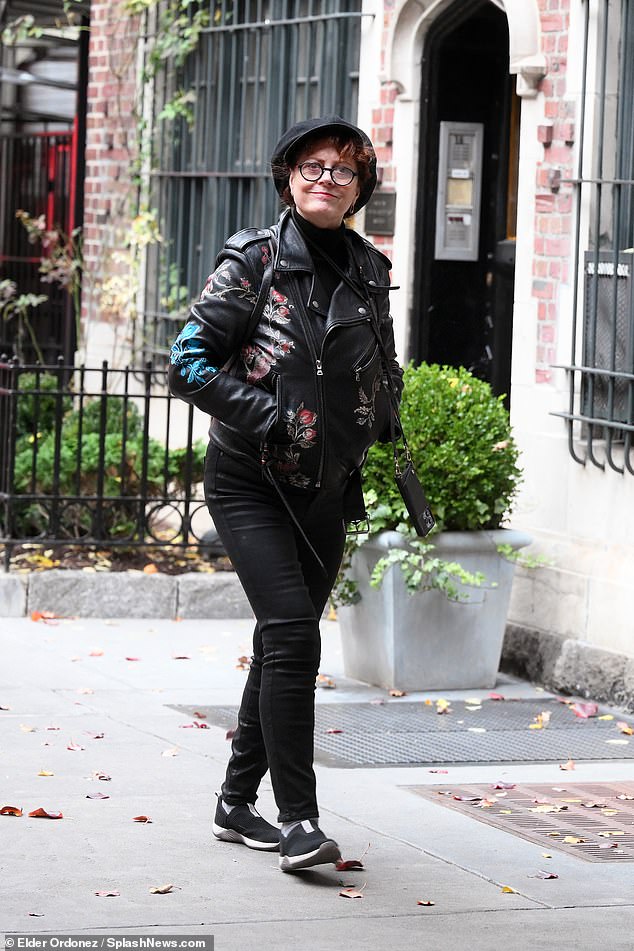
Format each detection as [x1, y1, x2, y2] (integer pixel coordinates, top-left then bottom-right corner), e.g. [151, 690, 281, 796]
[170, 698, 634, 768]
[407, 782, 634, 862]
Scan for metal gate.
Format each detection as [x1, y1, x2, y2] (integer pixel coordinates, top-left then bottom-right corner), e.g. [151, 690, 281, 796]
[141, 0, 363, 361]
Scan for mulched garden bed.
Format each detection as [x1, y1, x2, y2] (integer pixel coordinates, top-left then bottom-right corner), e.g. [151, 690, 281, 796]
[2, 543, 234, 575]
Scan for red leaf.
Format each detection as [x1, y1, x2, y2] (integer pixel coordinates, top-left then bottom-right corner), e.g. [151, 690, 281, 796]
[453, 795, 482, 802]
[493, 782, 516, 790]
[488, 692, 506, 701]
[417, 899, 435, 906]
[67, 741, 85, 751]
[326, 728, 343, 734]
[125, 656, 141, 662]
[335, 858, 364, 870]
[339, 887, 364, 899]
[31, 610, 61, 623]
[570, 702, 598, 719]
[1, 805, 23, 816]
[193, 711, 207, 719]
[133, 815, 153, 823]
[28, 807, 63, 819]
[89, 649, 104, 657]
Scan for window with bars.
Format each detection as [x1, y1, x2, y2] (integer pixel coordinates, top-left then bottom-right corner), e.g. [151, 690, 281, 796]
[555, 0, 634, 474]
[141, 0, 363, 361]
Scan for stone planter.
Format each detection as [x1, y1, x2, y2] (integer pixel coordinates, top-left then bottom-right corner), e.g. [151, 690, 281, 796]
[337, 528, 531, 691]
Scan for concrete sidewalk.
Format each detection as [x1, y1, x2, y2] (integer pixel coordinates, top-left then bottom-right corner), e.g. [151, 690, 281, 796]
[2, 614, 634, 950]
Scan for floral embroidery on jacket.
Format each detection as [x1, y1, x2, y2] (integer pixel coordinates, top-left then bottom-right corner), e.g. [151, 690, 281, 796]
[170, 322, 218, 387]
[354, 371, 382, 428]
[270, 403, 318, 488]
[202, 260, 258, 304]
[241, 286, 295, 384]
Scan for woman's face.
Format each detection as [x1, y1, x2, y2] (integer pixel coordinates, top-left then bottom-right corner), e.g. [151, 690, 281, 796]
[288, 139, 361, 229]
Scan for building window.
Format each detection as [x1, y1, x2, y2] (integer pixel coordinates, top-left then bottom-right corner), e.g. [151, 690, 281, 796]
[141, 0, 362, 362]
[557, 0, 634, 474]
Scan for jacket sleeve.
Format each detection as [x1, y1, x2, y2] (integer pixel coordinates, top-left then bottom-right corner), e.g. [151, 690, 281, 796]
[168, 247, 277, 447]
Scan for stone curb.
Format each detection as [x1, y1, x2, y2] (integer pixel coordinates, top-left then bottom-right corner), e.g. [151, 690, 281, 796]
[0, 570, 252, 620]
[501, 622, 634, 712]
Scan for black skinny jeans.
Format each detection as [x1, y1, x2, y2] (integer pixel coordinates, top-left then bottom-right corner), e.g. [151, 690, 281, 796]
[204, 443, 347, 822]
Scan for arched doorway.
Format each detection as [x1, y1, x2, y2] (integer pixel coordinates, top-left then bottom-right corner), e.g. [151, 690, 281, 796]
[412, 0, 519, 403]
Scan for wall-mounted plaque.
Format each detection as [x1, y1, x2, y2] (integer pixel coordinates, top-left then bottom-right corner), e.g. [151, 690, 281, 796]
[364, 191, 396, 236]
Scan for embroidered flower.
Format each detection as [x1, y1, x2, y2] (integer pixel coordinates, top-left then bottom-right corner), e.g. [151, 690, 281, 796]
[170, 322, 218, 386]
[354, 372, 383, 427]
[298, 408, 317, 426]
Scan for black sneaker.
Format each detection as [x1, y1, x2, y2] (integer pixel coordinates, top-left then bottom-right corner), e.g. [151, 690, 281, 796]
[279, 819, 342, 872]
[213, 798, 280, 852]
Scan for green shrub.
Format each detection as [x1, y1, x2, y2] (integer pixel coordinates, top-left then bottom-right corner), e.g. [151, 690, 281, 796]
[363, 362, 522, 533]
[12, 389, 204, 540]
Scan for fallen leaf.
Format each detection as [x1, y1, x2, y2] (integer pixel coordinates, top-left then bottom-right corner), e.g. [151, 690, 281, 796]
[20, 724, 37, 733]
[150, 883, 177, 894]
[601, 809, 619, 816]
[501, 885, 517, 894]
[86, 792, 110, 799]
[236, 655, 251, 670]
[78, 687, 94, 695]
[542, 853, 552, 859]
[0, 705, 11, 710]
[28, 913, 45, 917]
[31, 610, 61, 623]
[598, 714, 614, 721]
[616, 793, 634, 801]
[417, 899, 435, 906]
[85, 732, 105, 740]
[606, 739, 630, 745]
[339, 887, 364, 899]
[125, 656, 141, 662]
[617, 722, 634, 735]
[570, 702, 598, 719]
[46, 726, 60, 731]
[1, 805, 23, 816]
[162, 747, 179, 757]
[143, 563, 159, 574]
[563, 835, 585, 844]
[489, 692, 506, 700]
[38, 770, 54, 777]
[581, 801, 608, 809]
[492, 782, 516, 790]
[559, 759, 576, 770]
[95, 890, 120, 897]
[370, 698, 386, 705]
[28, 808, 63, 819]
[193, 711, 207, 719]
[436, 698, 451, 713]
[529, 870, 559, 880]
[389, 689, 407, 697]
[453, 795, 482, 802]
[133, 815, 153, 823]
[90, 771, 111, 781]
[89, 649, 104, 657]
[326, 728, 343, 734]
[335, 858, 364, 870]
[598, 830, 625, 837]
[67, 741, 85, 751]
[316, 674, 336, 689]
[429, 769, 448, 774]
[172, 654, 191, 660]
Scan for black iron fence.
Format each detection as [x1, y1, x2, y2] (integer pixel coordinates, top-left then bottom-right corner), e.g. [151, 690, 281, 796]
[0, 358, 211, 571]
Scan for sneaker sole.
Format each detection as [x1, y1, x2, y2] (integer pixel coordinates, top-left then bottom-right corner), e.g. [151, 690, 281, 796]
[279, 839, 341, 872]
[212, 822, 280, 852]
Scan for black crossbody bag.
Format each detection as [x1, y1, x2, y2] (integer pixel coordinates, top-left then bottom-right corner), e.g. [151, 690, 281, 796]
[302, 231, 435, 538]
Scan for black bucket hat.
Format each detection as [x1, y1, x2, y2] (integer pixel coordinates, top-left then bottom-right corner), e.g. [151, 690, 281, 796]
[270, 115, 378, 211]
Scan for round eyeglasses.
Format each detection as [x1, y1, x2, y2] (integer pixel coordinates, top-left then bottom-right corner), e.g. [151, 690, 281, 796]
[298, 160, 358, 187]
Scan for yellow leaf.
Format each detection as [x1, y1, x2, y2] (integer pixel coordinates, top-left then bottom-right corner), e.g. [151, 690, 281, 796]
[563, 836, 585, 844]
[529, 723, 543, 730]
[38, 770, 54, 777]
[501, 886, 517, 894]
[598, 714, 614, 721]
[542, 853, 552, 859]
[601, 809, 619, 816]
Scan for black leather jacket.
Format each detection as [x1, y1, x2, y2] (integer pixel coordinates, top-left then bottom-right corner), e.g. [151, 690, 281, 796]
[168, 209, 403, 492]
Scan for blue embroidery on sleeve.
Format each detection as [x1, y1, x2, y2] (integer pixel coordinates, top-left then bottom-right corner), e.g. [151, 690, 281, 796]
[170, 322, 218, 386]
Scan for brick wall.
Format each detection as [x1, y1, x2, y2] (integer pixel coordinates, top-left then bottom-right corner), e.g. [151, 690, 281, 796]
[82, 1, 140, 338]
[533, 0, 574, 384]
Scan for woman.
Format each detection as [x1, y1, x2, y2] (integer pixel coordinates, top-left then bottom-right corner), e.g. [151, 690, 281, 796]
[168, 116, 403, 872]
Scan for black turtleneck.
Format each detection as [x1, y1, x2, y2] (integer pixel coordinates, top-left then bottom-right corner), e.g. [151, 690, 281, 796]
[292, 209, 349, 304]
